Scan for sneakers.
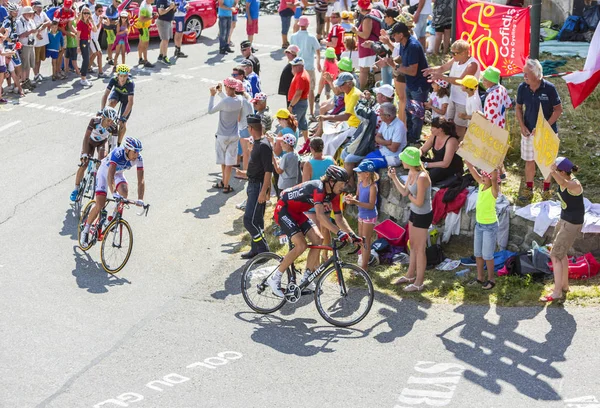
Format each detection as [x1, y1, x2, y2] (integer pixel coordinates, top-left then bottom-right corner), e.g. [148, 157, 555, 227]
[70, 188, 79, 202]
[175, 50, 188, 58]
[138, 58, 145, 65]
[460, 256, 476, 266]
[79, 231, 89, 248]
[107, 58, 114, 65]
[219, 48, 227, 54]
[236, 200, 247, 210]
[517, 188, 533, 205]
[158, 55, 172, 65]
[143, 60, 155, 68]
[541, 189, 555, 201]
[34, 73, 43, 83]
[298, 138, 311, 155]
[80, 79, 92, 87]
[266, 271, 284, 298]
[300, 270, 316, 291]
[5, 85, 14, 93]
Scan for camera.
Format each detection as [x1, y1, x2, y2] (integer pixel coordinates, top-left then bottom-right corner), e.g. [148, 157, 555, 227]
[371, 41, 392, 59]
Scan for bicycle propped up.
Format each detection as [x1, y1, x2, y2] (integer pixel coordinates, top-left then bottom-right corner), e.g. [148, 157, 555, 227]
[78, 196, 150, 273]
[241, 238, 374, 327]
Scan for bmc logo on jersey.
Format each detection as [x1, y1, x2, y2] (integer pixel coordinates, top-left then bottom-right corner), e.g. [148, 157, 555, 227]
[287, 188, 304, 201]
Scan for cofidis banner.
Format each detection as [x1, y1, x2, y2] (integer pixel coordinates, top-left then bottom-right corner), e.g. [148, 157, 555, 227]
[455, 0, 531, 77]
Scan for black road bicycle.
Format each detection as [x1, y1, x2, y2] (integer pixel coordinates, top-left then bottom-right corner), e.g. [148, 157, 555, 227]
[241, 238, 374, 327]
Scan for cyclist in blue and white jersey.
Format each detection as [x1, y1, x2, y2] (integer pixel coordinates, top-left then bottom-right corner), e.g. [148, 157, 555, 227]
[80, 136, 145, 247]
[69, 106, 119, 201]
[100, 64, 134, 145]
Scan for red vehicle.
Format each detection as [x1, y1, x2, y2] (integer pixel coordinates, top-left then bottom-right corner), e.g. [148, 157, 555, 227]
[96, 0, 217, 46]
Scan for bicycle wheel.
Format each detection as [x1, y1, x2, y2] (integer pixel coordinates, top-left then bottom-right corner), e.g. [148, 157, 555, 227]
[314, 263, 374, 327]
[78, 200, 96, 251]
[100, 218, 133, 274]
[241, 252, 291, 314]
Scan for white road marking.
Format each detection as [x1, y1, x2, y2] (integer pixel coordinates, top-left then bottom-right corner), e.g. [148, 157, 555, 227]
[252, 43, 280, 49]
[135, 78, 153, 84]
[58, 90, 104, 105]
[0, 120, 21, 132]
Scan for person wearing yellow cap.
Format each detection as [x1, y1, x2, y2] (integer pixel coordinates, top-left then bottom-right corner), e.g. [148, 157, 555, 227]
[456, 74, 482, 125]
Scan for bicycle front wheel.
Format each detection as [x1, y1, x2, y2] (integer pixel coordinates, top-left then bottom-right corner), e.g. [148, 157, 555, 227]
[101, 218, 133, 274]
[314, 263, 374, 327]
[241, 252, 290, 314]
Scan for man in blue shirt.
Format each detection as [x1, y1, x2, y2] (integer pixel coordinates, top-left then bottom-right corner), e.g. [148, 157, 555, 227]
[245, 0, 259, 44]
[0, 0, 8, 24]
[156, 0, 177, 64]
[241, 58, 260, 97]
[391, 22, 429, 143]
[516, 58, 563, 202]
[218, 0, 234, 54]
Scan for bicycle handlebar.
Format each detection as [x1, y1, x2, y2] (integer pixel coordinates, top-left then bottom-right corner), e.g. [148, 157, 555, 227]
[107, 196, 150, 216]
[78, 156, 102, 167]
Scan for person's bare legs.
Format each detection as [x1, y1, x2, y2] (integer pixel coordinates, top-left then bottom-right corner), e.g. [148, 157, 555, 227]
[411, 226, 428, 286]
[240, 138, 250, 173]
[359, 66, 369, 90]
[525, 160, 536, 185]
[223, 164, 233, 187]
[550, 255, 566, 299]
[443, 29, 451, 53]
[433, 32, 443, 55]
[305, 227, 324, 272]
[395, 81, 406, 123]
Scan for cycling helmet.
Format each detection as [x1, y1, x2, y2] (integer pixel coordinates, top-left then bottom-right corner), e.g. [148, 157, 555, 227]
[101, 106, 118, 122]
[116, 64, 130, 75]
[7, 2, 18, 11]
[325, 165, 350, 182]
[123, 136, 143, 152]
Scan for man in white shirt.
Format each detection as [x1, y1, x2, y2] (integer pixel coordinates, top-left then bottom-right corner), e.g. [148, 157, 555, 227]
[366, 102, 407, 168]
[16, 6, 38, 90]
[32, 0, 51, 83]
[410, 0, 431, 49]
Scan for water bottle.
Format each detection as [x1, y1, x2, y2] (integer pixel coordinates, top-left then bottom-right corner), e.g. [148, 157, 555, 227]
[455, 269, 470, 278]
[100, 209, 108, 228]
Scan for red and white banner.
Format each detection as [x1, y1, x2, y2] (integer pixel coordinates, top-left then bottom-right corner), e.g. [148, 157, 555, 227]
[455, 0, 531, 77]
[563, 27, 600, 109]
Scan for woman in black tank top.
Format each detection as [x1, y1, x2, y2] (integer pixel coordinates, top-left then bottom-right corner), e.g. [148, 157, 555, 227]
[540, 157, 584, 303]
[419, 118, 464, 185]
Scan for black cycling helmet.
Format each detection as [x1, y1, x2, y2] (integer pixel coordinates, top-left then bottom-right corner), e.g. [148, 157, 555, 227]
[325, 165, 350, 182]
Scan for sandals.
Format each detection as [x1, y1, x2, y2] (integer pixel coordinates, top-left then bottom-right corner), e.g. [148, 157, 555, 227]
[222, 185, 234, 194]
[212, 181, 224, 189]
[466, 279, 485, 287]
[539, 293, 564, 303]
[403, 283, 424, 292]
[482, 280, 496, 290]
[393, 276, 416, 285]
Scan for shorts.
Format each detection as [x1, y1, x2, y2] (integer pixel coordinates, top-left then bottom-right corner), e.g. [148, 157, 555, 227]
[413, 13, 429, 38]
[358, 55, 376, 68]
[96, 169, 127, 197]
[157, 19, 173, 41]
[46, 49, 59, 59]
[435, 24, 451, 33]
[82, 137, 107, 158]
[409, 210, 433, 229]
[341, 148, 364, 165]
[109, 92, 131, 118]
[7, 59, 15, 72]
[446, 101, 468, 127]
[0, 65, 6, 74]
[275, 202, 316, 238]
[105, 29, 116, 45]
[20, 46, 35, 72]
[520, 133, 535, 161]
[307, 69, 316, 90]
[246, 18, 258, 35]
[139, 27, 150, 42]
[66, 47, 78, 61]
[550, 219, 582, 259]
[294, 7, 303, 19]
[174, 16, 185, 33]
[11, 51, 22, 67]
[473, 222, 498, 261]
[292, 99, 308, 131]
[215, 134, 239, 165]
[90, 38, 101, 53]
[34, 45, 46, 63]
[232, 13, 238, 22]
[326, 4, 334, 17]
[358, 216, 377, 224]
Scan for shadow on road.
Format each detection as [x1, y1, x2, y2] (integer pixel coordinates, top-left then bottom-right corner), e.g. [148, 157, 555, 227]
[59, 206, 80, 240]
[71, 247, 131, 293]
[183, 184, 241, 220]
[437, 303, 576, 401]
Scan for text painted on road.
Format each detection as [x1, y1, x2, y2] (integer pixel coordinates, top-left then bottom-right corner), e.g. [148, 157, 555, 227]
[394, 361, 465, 407]
[565, 395, 600, 408]
[93, 351, 243, 407]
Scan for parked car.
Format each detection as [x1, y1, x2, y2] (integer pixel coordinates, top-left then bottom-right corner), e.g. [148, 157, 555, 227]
[95, 0, 217, 47]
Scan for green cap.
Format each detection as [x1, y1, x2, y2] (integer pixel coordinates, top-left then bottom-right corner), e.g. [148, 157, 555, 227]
[324, 47, 336, 59]
[481, 66, 501, 84]
[399, 146, 422, 167]
[338, 57, 353, 72]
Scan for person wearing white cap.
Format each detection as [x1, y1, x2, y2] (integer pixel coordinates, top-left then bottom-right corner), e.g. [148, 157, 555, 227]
[278, 44, 299, 98]
[371, 83, 396, 132]
[32, 0, 52, 84]
[16, 6, 38, 90]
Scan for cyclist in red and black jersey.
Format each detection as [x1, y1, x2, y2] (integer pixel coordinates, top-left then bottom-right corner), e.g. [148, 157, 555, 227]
[269, 165, 360, 297]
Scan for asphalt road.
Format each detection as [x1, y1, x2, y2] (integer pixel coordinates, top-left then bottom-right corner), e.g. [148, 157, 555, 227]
[1, 15, 600, 408]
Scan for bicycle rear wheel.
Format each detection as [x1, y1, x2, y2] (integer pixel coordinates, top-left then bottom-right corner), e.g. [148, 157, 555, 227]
[101, 218, 133, 274]
[241, 252, 290, 314]
[314, 263, 374, 327]
[78, 200, 96, 251]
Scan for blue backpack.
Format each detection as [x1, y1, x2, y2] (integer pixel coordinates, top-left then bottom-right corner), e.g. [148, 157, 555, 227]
[558, 15, 589, 42]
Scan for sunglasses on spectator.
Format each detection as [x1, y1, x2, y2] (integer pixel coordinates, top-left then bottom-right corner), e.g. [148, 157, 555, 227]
[231, 73, 239, 76]
[83, 12, 91, 14]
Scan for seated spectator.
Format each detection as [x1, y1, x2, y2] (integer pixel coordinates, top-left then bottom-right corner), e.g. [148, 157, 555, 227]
[419, 117, 463, 185]
[273, 107, 299, 157]
[339, 35, 359, 72]
[363, 102, 406, 169]
[316, 47, 339, 104]
[371, 83, 395, 132]
[424, 79, 450, 120]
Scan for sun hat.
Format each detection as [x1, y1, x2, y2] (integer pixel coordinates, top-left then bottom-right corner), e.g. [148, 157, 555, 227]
[324, 47, 336, 59]
[354, 160, 376, 173]
[223, 77, 239, 89]
[298, 16, 310, 27]
[291, 57, 305, 66]
[21, 6, 34, 13]
[285, 44, 300, 55]
[434, 79, 449, 88]
[338, 57, 353, 72]
[281, 134, 296, 146]
[341, 10, 352, 19]
[235, 80, 245, 93]
[555, 157, 575, 172]
[400, 146, 422, 167]
[481, 66, 501, 84]
[456, 75, 479, 90]
[250, 92, 267, 103]
[275, 108, 291, 119]
[335, 72, 354, 87]
[373, 84, 395, 99]
[357, 0, 371, 10]
[394, 11, 414, 27]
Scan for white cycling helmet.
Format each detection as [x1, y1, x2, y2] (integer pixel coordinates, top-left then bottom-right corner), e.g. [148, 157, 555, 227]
[101, 106, 118, 122]
[7, 2, 19, 11]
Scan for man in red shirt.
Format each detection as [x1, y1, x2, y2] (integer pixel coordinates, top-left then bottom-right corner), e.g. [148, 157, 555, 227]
[288, 56, 310, 143]
[322, 11, 345, 58]
[53, 0, 75, 34]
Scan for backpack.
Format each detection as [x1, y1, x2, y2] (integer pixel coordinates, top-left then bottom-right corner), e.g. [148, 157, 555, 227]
[504, 251, 550, 282]
[558, 15, 589, 42]
[426, 244, 445, 269]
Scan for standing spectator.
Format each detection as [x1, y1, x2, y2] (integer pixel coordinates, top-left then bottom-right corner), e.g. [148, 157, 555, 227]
[365, 102, 407, 169]
[2, 3, 23, 93]
[251, 92, 273, 132]
[480, 66, 512, 128]
[278, 44, 298, 98]
[112, 11, 130, 66]
[90, 4, 108, 75]
[0, 0, 7, 23]
[102, 0, 119, 65]
[236, 114, 274, 259]
[0, 27, 16, 102]
[314, 0, 328, 41]
[423, 39, 480, 138]
[76, 7, 96, 86]
[240, 40, 260, 76]
[217, 0, 234, 54]
[410, 0, 431, 49]
[228, 0, 238, 49]
[339, 36, 359, 72]
[515, 58, 563, 202]
[32, 1, 51, 84]
[235, 78, 254, 177]
[322, 11, 344, 58]
[316, 47, 338, 105]
[389, 22, 429, 143]
[64, 19, 80, 78]
[173, 0, 188, 58]
[245, 0, 259, 45]
[136, 0, 155, 67]
[290, 16, 321, 119]
[288, 56, 311, 145]
[16, 6, 37, 91]
[156, 0, 176, 63]
[432, 0, 451, 54]
[278, 0, 295, 48]
[456, 74, 482, 125]
[273, 133, 300, 191]
[46, 20, 63, 81]
[351, 0, 382, 90]
[208, 77, 243, 194]
[424, 78, 449, 119]
[241, 58, 260, 97]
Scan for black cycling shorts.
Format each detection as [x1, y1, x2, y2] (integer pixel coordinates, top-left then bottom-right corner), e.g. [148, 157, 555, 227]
[275, 204, 316, 238]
